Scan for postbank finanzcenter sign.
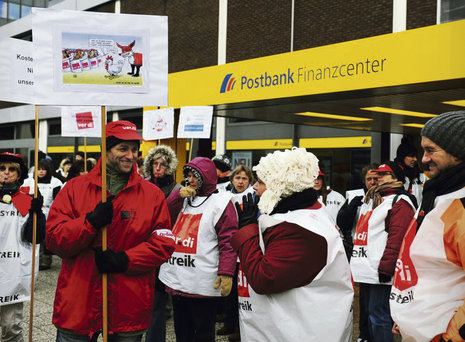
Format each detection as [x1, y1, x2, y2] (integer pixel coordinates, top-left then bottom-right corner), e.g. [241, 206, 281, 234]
[169, 19, 465, 108]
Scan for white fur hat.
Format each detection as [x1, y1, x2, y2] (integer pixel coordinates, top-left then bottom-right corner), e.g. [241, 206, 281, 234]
[253, 147, 319, 214]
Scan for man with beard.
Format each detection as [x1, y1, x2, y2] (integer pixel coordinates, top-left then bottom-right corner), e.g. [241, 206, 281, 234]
[390, 111, 465, 342]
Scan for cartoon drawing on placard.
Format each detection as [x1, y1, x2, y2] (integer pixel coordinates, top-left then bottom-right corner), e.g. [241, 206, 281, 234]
[61, 32, 146, 87]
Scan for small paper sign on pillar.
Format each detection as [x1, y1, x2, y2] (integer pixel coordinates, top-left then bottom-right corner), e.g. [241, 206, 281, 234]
[177, 106, 213, 139]
[61, 106, 101, 137]
[143, 107, 174, 140]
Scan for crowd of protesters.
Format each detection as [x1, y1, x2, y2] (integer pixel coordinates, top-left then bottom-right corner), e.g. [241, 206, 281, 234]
[1, 111, 465, 342]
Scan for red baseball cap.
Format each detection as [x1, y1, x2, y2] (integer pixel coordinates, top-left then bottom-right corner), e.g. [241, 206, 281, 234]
[372, 163, 394, 173]
[106, 120, 143, 141]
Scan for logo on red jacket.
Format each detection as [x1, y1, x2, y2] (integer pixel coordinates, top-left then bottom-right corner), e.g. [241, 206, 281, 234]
[237, 264, 250, 298]
[393, 218, 418, 291]
[353, 211, 372, 246]
[172, 213, 201, 254]
[75, 111, 94, 130]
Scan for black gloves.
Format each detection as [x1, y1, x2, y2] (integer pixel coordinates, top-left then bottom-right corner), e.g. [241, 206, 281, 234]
[378, 273, 392, 283]
[86, 198, 114, 229]
[30, 196, 43, 215]
[235, 192, 259, 228]
[94, 247, 129, 274]
[23, 196, 46, 244]
[348, 195, 363, 209]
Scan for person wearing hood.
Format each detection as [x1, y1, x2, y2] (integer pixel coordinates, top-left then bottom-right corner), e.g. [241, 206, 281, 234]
[143, 145, 181, 199]
[313, 170, 345, 223]
[143, 145, 181, 342]
[350, 161, 416, 342]
[46, 120, 176, 341]
[0, 152, 46, 342]
[394, 136, 426, 205]
[212, 154, 232, 191]
[231, 147, 353, 341]
[159, 157, 239, 342]
[390, 111, 465, 342]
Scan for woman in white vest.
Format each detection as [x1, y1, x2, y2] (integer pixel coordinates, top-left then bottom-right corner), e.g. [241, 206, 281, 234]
[314, 170, 345, 223]
[350, 161, 416, 342]
[231, 147, 353, 342]
[36, 159, 63, 270]
[217, 165, 255, 341]
[160, 157, 239, 342]
[0, 152, 46, 342]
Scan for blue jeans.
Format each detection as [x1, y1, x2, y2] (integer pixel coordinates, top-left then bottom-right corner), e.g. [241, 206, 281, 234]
[366, 284, 393, 342]
[56, 330, 142, 342]
[145, 290, 167, 342]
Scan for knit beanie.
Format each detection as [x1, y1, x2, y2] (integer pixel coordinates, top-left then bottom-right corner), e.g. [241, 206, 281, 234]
[212, 154, 232, 173]
[253, 147, 319, 214]
[421, 111, 465, 160]
[396, 136, 418, 161]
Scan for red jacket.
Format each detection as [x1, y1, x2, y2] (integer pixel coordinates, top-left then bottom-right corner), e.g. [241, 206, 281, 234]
[46, 158, 175, 335]
[231, 202, 328, 295]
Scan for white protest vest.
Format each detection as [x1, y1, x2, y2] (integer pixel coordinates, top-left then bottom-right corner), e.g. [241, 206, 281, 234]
[350, 194, 415, 284]
[0, 202, 39, 306]
[37, 177, 63, 218]
[390, 187, 465, 342]
[159, 191, 233, 296]
[319, 190, 345, 223]
[238, 208, 354, 342]
[404, 173, 427, 205]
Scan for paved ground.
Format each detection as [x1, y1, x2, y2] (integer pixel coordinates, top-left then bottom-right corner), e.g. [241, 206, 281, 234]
[18, 255, 399, 341]
[21, 255, 228, 342]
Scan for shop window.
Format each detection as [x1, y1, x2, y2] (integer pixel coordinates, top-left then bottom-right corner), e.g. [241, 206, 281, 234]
[440, 0, 465, 23]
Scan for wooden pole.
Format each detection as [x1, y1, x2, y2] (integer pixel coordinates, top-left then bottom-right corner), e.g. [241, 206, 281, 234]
[84, 137, 87, 173]
[28, 106, 39, 342]
[189, 138, 194, 162]
[100, 106, 108, 342]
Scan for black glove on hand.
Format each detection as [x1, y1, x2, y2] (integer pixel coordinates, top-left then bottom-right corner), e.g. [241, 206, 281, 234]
[378, 273, 392, 283]
[29, 196, 44, 215]
[349, 195, 363, 209]
[86, 198, 114, 229]
[235, 192, 259, 228]
[94, 247, 129, 274]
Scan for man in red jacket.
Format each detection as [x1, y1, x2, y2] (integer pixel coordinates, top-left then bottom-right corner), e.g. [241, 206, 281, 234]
[47, 120, 176, 342]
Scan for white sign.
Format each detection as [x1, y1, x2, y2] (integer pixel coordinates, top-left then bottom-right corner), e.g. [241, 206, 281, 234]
[143, 107, 174, 140]
[0, 37, 34, 104]
[232, 152, 252, 168]
[177, 106, 213, 139]
[61, 106, 102, 137]
[32, 8, 168, 106]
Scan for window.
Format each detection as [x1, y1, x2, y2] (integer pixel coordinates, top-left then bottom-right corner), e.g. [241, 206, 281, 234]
[0, 1, 6, 18]
[48, 119, 61, 135]
[440, 0, 465, 23]
[8, 2, 19, 20]
[0, 0, 48, 25]
[0, 125, 14, 140]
